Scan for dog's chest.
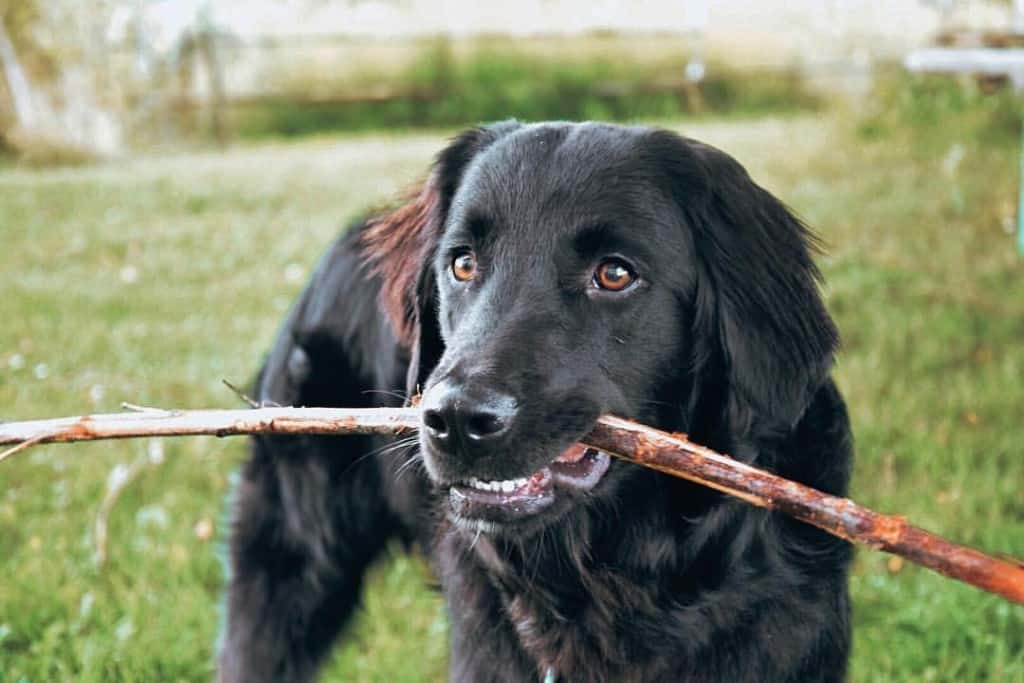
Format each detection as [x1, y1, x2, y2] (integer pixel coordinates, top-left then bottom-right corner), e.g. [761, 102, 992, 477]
[465, 540, 666, 683]
[501, 589, 604, 676]
[502, 574, 677, 683]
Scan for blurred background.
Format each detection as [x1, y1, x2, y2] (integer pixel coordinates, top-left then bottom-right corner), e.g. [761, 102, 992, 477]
[1, 1, 1022, 681]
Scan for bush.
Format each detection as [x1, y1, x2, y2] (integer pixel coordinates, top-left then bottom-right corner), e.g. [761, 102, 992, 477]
[858, 67, 1022, 146]
[232, 42, 820, 139]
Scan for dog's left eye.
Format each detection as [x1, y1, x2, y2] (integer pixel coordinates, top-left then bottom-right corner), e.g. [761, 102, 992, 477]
[593, 259, 636, 292]
[451, 251, 477, 282]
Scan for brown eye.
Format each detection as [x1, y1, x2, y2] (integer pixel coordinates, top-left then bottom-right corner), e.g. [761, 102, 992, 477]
[594, 259, 636, 291]
[452, 251, 476, 282]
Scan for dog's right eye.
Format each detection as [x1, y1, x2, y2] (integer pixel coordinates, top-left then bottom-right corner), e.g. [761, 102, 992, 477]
[451, 251, 477, 282]
[593, 258, 636, 292]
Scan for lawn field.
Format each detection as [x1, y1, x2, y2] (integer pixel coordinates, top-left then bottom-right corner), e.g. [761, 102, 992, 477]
[1, 109, 1022, 681]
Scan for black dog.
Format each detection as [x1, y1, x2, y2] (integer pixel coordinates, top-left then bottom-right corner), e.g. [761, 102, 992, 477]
[218, 121, 854, 682]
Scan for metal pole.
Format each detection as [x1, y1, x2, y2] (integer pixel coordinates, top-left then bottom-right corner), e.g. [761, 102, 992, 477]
[1019, 118, 1024, 254]
[1017, 0, 1024, 254]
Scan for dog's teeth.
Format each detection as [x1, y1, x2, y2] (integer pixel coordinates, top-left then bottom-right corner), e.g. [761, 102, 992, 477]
[466, 477, 533, 493]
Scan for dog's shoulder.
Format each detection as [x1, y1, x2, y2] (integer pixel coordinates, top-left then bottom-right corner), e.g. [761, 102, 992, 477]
[257, 220, 407, 407]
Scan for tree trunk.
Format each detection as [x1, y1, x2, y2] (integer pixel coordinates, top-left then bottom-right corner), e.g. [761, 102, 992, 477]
[196, 5, 227, 144]
[0, 16, 36, 129]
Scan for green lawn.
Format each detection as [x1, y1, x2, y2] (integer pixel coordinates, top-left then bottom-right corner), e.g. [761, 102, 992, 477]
[1, 109, 1022, 682]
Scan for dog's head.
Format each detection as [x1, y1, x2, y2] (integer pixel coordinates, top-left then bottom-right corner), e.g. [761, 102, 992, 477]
[365, 121, 837, 535]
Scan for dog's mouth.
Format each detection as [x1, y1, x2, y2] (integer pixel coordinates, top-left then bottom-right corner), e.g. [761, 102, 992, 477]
[448, 444, 611, 529]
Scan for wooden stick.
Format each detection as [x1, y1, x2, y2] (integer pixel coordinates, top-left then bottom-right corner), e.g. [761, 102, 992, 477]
[0, 407, 421, 461]
[1, 407, 1022, 603]
[586, 416, 1024, 605]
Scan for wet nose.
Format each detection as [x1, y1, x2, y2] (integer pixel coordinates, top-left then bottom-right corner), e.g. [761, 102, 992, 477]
[421, 380, 517, 451]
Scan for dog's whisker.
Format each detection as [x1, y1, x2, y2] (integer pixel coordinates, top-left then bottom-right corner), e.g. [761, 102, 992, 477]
[353, 436, 419, 463]
[469, 527, 483, 553]
[395, 451, 424, 481]
[360, 388, 411, 402]
[339, 436, 420, 478]
[374, 435, 420, 455]
[530, 528, 548, 584]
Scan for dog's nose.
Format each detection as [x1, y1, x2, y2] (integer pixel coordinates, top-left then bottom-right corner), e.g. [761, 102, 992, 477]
[421, 380, 517, 448]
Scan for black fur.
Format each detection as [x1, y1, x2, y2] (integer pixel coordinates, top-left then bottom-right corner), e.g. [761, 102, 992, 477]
[219, 122, 854, 683]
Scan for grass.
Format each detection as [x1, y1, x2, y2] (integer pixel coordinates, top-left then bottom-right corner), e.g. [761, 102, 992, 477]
[1, 94, 1023, 680]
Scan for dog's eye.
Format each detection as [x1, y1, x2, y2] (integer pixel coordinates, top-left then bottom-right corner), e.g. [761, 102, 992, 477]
[594, 259, 636, 291]
[451, 251, 477, 282]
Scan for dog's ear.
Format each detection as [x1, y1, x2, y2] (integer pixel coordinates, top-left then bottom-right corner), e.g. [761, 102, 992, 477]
[363, 122, 520, 402]
[652, 131, 839, 431]
[362, 178, 441, 350]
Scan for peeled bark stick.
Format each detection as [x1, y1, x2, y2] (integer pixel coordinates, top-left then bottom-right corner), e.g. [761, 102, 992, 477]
[1, 407, 1022, 604]
[0, 406, 422, 459]
[585, 415, 1024, 605]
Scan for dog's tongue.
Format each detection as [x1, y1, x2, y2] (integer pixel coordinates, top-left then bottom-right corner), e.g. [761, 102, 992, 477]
[550, 446, 610, 491]
[555, 443, 589, 464]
